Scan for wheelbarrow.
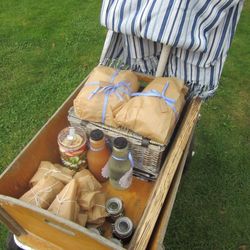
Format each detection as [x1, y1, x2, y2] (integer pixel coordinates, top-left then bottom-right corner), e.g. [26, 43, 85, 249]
[0, 36, 202, 249]
[1, 0, 244, 247]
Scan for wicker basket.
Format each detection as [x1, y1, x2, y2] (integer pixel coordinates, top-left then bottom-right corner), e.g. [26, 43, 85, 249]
[68, 107, 168, 181]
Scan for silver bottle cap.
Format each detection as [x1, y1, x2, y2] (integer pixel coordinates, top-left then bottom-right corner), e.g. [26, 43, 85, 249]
[114, 217, 133, 238]
[106, 197, 123, 215]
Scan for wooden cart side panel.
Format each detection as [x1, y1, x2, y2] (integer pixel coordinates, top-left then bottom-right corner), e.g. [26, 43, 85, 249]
[128, 98, 202, 250]
[0, 196, 124, 250]
[0, 77, 88, 198]
[148, 128, 196, 250]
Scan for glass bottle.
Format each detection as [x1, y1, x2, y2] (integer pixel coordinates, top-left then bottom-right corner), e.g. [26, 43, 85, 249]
[108, 137, 133, 190]
[87, 129, 110, 182]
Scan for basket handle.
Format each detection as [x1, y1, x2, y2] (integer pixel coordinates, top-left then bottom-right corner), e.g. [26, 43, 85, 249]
[155, 45, 171, 77]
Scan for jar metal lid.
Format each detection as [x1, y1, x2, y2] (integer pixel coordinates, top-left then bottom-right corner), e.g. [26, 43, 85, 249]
[106, 198, 123, 215]
[58, 126, 87, 149]
[114, 137, 128, 149]
[90, 129, 104, 141]
[114, 217, 133, 237]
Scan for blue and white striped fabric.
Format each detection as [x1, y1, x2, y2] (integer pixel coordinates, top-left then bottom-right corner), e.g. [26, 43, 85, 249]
[99, 0, 244, 98]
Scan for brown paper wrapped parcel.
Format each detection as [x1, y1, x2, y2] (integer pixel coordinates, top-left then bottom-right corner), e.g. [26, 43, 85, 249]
[78, 191, 101, 210]
[74, 169, 102, 193]
[115, 77, 188, 144]
[76, 213, 88, 227]
[20, 176, 64, 209]
[73, 169, 93, 180]
[86, 192, 107, 225]
[30, 161, 75, 186]
[48, 179, 79, 221]
[74, 66, 139, 127]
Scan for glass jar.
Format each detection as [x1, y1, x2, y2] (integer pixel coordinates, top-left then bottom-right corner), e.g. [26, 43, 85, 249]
[87, 129, 110, 182]
[108, 137, 133, 190]
[58, 127, 87, 171]
[113, 217, 134, 245]
[106, 197, 124, 223]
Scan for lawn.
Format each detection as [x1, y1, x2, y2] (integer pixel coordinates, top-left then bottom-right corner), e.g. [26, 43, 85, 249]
[0, 1, 249, 249]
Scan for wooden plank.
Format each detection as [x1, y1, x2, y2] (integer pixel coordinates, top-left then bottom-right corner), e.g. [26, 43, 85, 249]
[128, 98, 202, 250]
[148, 129, 195, 250]
[0, 207, 27, 236]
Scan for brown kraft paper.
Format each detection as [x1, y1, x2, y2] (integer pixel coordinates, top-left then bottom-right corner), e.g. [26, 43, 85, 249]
[76, 213, 88, 227]
[87, 192, 107, 224]
[115, 77, 188, 144]
[30, 161, 74, 186]
[20, 176, 64, 209]
[48, 179, 79, 221]
[78, 191, 100, 210]
[73, 169, 92, 179]
[54, 163, 76, 181]
[74, 170, 102, 193]
[77, 176, 102, 193]
[87, 218, 106, 228]
[74, 66, 139, 127]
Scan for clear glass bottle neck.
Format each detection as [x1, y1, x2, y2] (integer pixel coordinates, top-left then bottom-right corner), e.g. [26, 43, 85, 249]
[112, 146, 128, 159]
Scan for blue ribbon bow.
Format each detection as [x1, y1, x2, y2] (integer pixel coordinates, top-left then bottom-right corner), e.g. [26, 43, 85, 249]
[112, 152, 134, 168]
[132, 82, 177, 117]
[86, 70, 132, 123]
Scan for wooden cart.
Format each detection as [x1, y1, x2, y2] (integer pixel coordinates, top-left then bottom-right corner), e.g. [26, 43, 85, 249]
[0, 46, 202, 250]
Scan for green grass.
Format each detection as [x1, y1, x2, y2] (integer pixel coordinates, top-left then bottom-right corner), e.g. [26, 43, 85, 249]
[164, 3, 250, 249]
[0, 1, 249, 249]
